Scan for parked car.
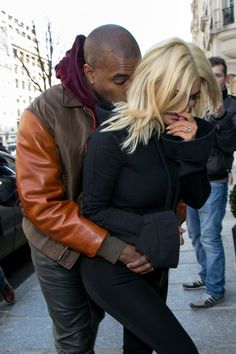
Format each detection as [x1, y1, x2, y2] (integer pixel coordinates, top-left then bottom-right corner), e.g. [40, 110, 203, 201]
[6, 143, 16, 156]
[0, 151, 26, 260]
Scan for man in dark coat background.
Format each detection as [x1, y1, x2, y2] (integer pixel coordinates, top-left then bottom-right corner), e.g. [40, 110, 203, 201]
[184, 56, 236, 309]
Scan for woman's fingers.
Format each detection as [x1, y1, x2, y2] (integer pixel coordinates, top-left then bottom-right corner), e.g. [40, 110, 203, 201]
[166, 114, 197, 141]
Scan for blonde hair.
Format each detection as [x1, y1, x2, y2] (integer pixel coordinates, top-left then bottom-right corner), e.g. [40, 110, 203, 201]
[102, 37, 221, 153]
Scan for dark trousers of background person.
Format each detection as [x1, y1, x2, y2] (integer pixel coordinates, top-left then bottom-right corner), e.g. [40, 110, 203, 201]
[30, 244, 104, 354]
[80, 257, 199, 354]
[0, 266, 6, 289]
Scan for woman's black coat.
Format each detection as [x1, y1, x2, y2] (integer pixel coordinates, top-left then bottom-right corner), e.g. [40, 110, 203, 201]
[83, 111, 215, 269]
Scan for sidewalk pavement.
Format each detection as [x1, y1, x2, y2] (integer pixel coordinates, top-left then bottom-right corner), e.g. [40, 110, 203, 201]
[0, 193, 236, 353]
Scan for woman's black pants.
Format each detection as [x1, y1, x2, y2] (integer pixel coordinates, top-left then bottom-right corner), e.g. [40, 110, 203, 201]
[80, 257, 199, 354]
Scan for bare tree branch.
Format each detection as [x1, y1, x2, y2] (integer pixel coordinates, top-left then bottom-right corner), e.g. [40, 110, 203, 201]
[46, 22, 53, 87]
[32, 23, 47, 91]
[13, 49, 43, 92]
[14, 22, 54, 92]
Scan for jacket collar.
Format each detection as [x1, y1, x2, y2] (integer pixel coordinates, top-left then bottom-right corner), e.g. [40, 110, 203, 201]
[95, 101, 115, 126]
[62, 87, 84, 108]
[222, 88, 228, 99]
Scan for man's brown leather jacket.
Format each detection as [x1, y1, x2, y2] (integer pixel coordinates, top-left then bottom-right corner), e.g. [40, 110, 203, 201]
[16, 84, 108, 269]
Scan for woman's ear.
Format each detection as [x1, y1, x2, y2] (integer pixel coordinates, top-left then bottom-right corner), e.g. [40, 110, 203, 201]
[83, 63, 95, 85]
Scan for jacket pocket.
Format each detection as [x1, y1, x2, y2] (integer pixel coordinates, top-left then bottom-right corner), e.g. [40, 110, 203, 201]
[136, 210, 180, 269]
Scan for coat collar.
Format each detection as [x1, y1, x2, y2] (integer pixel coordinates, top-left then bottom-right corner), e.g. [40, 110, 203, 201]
[95, 101, 115, 126]
[62, 86, 84, 108]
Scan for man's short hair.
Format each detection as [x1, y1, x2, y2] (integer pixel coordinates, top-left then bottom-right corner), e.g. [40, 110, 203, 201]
[84, 24, 141, 68]
[208, 56, 227, 76]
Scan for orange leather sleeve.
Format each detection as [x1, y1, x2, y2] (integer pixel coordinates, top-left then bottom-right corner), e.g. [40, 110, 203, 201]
[16, 110, 108, 257]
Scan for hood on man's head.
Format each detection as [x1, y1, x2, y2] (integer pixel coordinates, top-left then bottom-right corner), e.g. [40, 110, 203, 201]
[55, 35, 98, 109]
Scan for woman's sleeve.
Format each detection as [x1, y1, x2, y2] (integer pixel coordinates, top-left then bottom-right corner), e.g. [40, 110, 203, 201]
[179, 170, 211, 209]
[83, 130, 143, 238]
[161, 118, 215, 209]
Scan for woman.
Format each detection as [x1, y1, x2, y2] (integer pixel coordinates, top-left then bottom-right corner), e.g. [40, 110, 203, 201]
[80, 38, 221, 354]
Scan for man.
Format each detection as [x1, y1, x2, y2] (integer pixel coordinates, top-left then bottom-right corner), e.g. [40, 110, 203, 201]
[16, 25, 152, 354]
[184, 56, 236, 309]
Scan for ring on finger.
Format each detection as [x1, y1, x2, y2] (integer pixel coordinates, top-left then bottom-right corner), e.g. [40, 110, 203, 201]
[186, 126, 192, 132]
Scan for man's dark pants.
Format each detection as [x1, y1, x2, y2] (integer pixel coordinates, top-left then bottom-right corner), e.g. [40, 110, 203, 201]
[30, 244, 104, 354]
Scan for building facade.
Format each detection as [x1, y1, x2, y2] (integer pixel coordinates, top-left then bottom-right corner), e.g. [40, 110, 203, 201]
[0, 10, 52, 145]
[191, 0, 236, 94]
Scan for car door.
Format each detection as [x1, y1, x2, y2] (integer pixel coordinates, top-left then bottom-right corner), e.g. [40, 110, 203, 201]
[13, 204, 25, 250]
[0, 152, 25, 259]
[0, 204, 16, 259]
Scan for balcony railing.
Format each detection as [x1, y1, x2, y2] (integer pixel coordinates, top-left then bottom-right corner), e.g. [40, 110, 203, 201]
[222, 6, 234, 25]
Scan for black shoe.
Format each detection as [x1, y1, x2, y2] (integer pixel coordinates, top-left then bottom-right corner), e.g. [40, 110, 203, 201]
[182, 280, 205, 290]
[0, 282, 15, 304]
[190, 293, 224, 309]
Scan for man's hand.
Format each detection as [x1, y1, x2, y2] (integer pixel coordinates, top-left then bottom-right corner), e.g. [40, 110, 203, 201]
[179, 225, 186, 246]
[119, 244, 154, 274]
[213, 102, 225, 118]
[228, 172, 234, 185]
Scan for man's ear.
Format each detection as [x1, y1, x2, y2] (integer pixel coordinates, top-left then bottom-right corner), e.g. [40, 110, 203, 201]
[84, 63, 95, 85]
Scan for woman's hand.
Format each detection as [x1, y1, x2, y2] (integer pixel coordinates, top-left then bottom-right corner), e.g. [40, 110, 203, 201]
[166, 112, 197, 141]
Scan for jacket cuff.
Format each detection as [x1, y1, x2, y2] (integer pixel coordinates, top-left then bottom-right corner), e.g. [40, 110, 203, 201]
[161, 118, 215, 177]
[97, 236, 126, 264]
[161, 118, 215, 167]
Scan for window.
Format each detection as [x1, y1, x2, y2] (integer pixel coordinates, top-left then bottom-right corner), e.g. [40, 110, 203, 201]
[222, 0, 234, 25]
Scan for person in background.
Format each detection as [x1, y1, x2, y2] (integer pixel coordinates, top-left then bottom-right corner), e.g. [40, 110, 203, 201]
[184, 56, 236, 309]
[209, 56, 236, 185]
[0, 266, 15, 304]
[80, 37, 219, 354]
[16, 24, 142, 354]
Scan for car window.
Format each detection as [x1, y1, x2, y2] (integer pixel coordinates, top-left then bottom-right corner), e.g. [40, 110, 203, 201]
[7, 144, 16, 152]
